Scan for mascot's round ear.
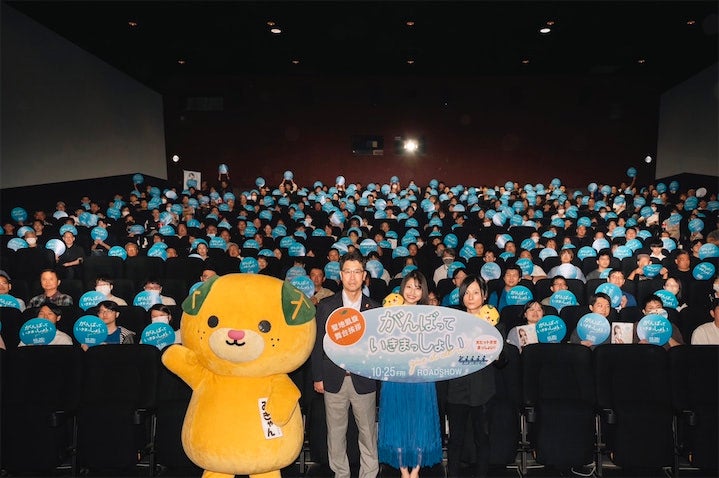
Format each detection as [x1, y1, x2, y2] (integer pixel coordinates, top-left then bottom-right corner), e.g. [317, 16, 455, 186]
[282, 281, 315, 325]
[182, 275, 220, 315]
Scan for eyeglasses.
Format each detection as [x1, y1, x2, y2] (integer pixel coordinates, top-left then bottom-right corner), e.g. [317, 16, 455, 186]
[341, 269, 365, 275]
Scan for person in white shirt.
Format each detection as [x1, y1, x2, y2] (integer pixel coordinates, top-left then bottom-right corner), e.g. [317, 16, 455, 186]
[142, 279, 176, 305]
[433, 247, 456, 286]
[691, 299, 719, 345]
[19, 304, 73, 346]
[94, 277, 127, 306]
[148, 303, 182, 344]
[547, 248, 586, 283]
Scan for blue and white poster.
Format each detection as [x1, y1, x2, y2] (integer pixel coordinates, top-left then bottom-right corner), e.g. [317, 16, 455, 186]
[576, 313, 610, 344]
[19, 318, 57, 345]
[183, 170, 201, 190]
[79, 291, 106, 311]
[0, 294, 22, 310]
[323, 305, 504, 383]
[73, 315, 108, 346]
[536, 315, 567, 343]
[141, 322, 176, 349]
[506, 286, 533, 306]
[549, 290, 578, 312]
[133, 291, 162, 310]
[636, 314, 672, 346]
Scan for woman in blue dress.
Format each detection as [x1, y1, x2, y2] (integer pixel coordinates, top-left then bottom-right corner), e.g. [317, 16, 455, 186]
[378, 270, 443, 478]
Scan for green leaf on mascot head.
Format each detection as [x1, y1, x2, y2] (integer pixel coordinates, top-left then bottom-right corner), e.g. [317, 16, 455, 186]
[282, 281, 315, 326]
[182, 275, 220, 316]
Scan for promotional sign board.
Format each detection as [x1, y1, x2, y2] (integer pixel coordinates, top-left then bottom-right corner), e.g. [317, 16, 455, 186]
[323, 305, 504, 383]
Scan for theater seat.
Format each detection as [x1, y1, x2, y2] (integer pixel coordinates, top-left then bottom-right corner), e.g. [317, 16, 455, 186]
[81, 255, 124, 289]
[594, 344, 674, 472]
[77, 344, 159, 473]
[0, 306, 25, 348]
[154, 361, 201, 474]
[2, 346, 83, 474]
[489, 344, 523, 468]
[669, 345, 718, 475]
[522, 343, 596, 469]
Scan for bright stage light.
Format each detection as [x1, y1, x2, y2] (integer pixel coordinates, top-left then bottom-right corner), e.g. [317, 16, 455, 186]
[403, 139, 419, 153]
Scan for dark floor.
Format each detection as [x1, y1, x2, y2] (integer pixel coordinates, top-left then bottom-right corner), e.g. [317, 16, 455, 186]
[3, 460, 716, 478]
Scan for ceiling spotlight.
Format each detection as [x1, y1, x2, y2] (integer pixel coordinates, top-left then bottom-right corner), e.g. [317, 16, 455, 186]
[291, 59, 300, 64]
[637, 58, 646, 64]
[521, 58, 530, 64]
[644, 155, 653, 164]
[177, 59, 186, 65]
[406, 59, 415, 64]
[172, 155, 180, 163]
[267, 21, 276, 26]
[686, 19, 696, 25]
[546, 20, 555, 26]
[128, 20, 138, 28]
[270, 27, 282, 34]
[539, 27, 551, 34]
[403, 139, 419, 153]
[406, 20, 415, 26]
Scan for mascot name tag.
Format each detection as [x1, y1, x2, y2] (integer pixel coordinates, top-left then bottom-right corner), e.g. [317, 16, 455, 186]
[324, 305, 503, 382]
[258, 398, 283, 440]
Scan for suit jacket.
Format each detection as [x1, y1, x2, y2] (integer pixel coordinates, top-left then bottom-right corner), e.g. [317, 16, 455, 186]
[311, 292, 380, 394]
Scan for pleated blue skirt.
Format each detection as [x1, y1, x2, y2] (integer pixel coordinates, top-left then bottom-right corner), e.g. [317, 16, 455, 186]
[378, 381, 443, 469]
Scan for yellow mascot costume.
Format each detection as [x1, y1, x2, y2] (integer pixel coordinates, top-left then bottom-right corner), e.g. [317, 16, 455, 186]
[162, 274, 316, 478]
[382, 292, 404, 307]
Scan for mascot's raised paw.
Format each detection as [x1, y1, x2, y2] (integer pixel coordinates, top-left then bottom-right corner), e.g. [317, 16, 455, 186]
[162, 274, 316, 478]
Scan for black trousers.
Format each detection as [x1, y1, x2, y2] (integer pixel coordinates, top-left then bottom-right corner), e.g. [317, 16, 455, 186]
[446, 402, 491, 478]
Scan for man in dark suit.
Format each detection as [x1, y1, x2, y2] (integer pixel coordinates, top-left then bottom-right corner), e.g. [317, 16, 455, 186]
[311, 250, 380, 478]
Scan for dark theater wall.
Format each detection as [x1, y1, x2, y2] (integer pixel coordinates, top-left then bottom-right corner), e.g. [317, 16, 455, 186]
[163, 74, 661, 190]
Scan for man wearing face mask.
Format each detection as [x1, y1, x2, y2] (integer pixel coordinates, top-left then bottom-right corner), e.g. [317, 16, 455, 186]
[94, 277, 127, 305]
[551, 207, 566, 220]
[148, 303, 181, 343]
[433, 247, 456, 286]
[644, 203, 660, 226]
[22, 229, 39, 248]
[204, 223, 219, 240]
[142, 278, 176, 305]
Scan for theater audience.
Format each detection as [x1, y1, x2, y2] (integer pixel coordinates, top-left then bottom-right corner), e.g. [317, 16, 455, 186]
[547, 248, 586, 283]
[28, 269, 73, 307]
[57, 229, 85, 279]
[94, 277, 127, 306]
[19, 303, 73, 346]
[148, 303, 181, 344]
[634, 294, 684, 349]
[142, 278, 176, 305]
[2, 173, 716, 352]
[0, 270, 26, 311]
[90, 300, 135, 347]
[691, 298, 719, 345]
